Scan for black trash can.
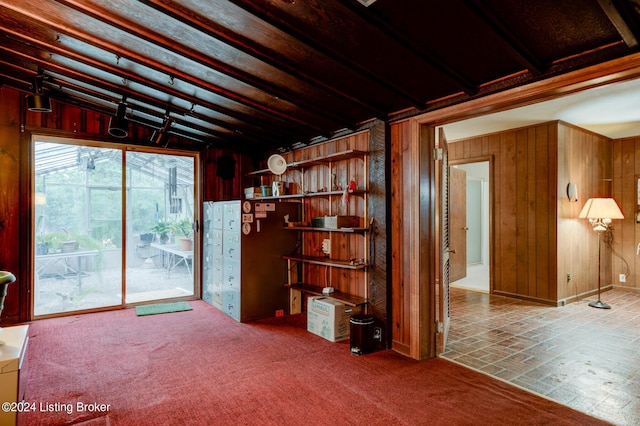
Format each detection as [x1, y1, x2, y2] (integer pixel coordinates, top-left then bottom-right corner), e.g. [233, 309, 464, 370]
[350, 314, 375, 355]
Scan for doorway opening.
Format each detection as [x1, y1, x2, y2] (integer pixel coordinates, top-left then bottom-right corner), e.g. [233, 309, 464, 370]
[449, 160, 491, 293]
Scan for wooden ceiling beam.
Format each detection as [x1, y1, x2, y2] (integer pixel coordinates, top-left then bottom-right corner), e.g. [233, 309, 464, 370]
[597, 0, 639, 47]
[0, 49, 283, 150]
[0, 26, 297, 144]
[53, 78, 276, 146]
[462, 0, 546, 75]
[227, 0, 428, 109]
[138, 0, 389, 119]
[52, 0, 358, 129]
[342, 1, 479, 96]
[0, 1, 329, 135]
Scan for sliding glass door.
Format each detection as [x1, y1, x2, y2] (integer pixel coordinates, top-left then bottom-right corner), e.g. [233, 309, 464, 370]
[125, 151, 195, 304]
[33, 142, 123, 315]
[33, 138, 197, 317]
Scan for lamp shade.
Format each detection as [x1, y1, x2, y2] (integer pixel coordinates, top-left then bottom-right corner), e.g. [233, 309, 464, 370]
[578, 198, 624, 220]
[27, 94, 52, 112]
[27, 75, 52, 112]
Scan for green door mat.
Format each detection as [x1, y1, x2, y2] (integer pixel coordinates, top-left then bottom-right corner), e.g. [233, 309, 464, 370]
[135, 301, 193, 316]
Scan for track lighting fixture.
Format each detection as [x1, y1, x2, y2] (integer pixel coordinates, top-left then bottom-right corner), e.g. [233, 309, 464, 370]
[27, 71, 52, 112]
[150, 115, 172, 147]
[108, 100, 129, 138]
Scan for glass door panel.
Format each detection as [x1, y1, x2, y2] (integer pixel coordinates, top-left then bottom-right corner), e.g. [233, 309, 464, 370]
[33, 140, 197, 316]
[34, 142, 122, 315]
[125, 151, 195, 304]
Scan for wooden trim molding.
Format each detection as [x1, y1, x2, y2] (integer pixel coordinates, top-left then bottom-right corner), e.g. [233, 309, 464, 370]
[400, 52, 640, 129]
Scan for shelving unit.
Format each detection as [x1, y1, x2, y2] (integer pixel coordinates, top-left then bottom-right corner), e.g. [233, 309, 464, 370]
[284, 283, 367, 307]
[247, 145, 370, 313]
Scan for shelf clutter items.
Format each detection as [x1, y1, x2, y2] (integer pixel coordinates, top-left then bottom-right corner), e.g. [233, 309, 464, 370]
[245, 131, 371, 344]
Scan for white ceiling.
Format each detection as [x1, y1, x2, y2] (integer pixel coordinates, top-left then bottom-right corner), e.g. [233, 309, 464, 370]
[442, 77, 640, 141]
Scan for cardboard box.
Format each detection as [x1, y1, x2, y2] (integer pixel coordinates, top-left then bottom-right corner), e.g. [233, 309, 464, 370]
[324, 215, 360, 229]
[307, 296, 356, 342]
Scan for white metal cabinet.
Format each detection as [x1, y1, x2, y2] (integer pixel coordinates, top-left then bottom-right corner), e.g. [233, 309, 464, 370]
[202, 200, 299, 321]
[201, 203, 215, 306]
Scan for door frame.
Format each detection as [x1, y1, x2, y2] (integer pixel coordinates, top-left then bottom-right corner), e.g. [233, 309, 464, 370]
[450, 156, 494, 294]
[30, 135, 201, 319]
[399, 54, 640, 360]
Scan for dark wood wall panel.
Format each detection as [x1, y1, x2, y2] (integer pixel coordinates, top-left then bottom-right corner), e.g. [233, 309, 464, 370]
[0, 87, 24, 324]
[389, 119, 412, 355]
[274, 132, 370, 297]
[202, 149, 246, 202]
[450, 122, 559, 304]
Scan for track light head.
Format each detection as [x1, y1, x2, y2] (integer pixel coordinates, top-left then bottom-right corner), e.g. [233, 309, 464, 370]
[150, 117, 172, 147]
[27, 74, 52, 113]
[108, 102, 129, 138]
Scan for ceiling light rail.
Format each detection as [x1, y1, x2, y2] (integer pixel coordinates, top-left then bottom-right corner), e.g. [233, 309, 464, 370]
[0, 24, 305, 148]
[48, 0, 346, 131]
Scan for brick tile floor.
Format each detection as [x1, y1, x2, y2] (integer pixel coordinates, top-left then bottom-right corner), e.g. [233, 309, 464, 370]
[441, 288, 640, 426]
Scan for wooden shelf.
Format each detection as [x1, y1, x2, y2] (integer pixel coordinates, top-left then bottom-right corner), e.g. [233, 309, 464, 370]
[285, 283, 367, 307]
[261, 144, 370, 316]
[283, 254, 367, 269]
[245, 150, 368, 177]
[288, 150, 368, 168]
[246, 168, 271, 177]
[248, 189, 366, 201]
[285, 226, 368, 234]
[247, 193, 304, 200]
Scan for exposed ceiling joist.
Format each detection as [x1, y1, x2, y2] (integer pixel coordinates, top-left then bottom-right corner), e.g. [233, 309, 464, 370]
[1, 0, 639, 154]
[461, 0, 546, 75]
[226, 0, 429, 109]
[138, 0, 389, 120]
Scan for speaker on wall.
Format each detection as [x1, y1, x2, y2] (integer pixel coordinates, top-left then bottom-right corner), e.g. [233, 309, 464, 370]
[216, 155, 236, 180]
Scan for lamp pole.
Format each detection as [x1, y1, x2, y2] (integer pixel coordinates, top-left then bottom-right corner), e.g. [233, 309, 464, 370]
[590, 227, 610, 309]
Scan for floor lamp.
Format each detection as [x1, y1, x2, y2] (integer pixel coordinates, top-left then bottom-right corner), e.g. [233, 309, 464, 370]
[578, 198, 624, 309]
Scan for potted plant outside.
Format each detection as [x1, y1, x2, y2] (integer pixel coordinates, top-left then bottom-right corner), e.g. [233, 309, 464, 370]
[172, 219, 194, 251]
[35, 232, 104, 269]
[150, 221, 172, 244]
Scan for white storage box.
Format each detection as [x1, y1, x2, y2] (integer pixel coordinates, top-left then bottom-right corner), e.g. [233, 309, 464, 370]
[244, 187, 261, 199]
[307, 296, 355, 342]
[323, 215, 360, 229]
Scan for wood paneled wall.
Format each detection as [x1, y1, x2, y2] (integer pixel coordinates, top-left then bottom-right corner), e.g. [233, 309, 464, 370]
[279, 133, 370, 299]
[0, 88, 23, 325]
[612, 137, 640, 293]
[449, 121, 614, 304]
[389, 119, 414, 355]
[449, 122, 560, 304]
[557, 123, 613, 301]
[202, 149, 248, 202]
[0, 86, 247, 324]
[252, 128, 388, 335]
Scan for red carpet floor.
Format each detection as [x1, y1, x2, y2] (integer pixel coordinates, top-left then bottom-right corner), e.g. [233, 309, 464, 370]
[18, 300, 610, 425]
